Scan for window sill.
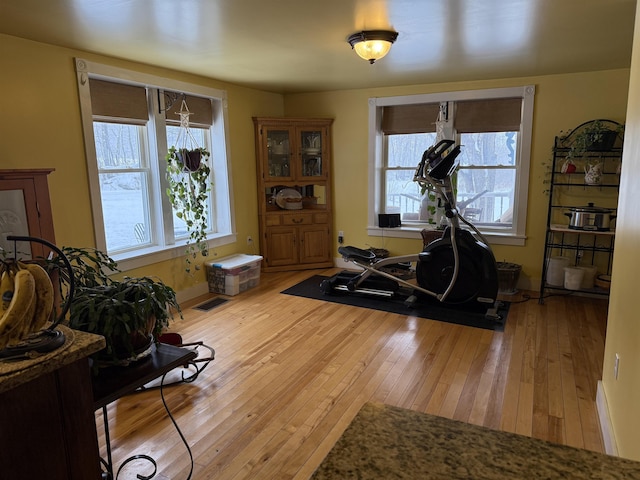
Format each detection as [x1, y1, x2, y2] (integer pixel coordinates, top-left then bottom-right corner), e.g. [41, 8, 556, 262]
[366, 226, 525, 246]
[111, 233, 237, 272]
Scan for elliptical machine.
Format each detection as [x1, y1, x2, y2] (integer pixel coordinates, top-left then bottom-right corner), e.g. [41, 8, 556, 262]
[320, 139, 501, 319]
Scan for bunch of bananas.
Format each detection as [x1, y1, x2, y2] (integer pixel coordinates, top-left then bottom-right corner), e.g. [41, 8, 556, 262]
[0, 260, 55, 350]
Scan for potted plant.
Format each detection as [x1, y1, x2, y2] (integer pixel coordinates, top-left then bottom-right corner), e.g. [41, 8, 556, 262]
[174, 146, 206, 172]
[560, 119, 624, 160]
[46, 246, 182, 367]
[165, 145, 212, 273]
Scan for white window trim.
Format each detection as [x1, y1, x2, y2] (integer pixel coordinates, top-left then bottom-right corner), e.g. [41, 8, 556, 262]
[367, 85, 535, 246]
[75, 58, 236, 271]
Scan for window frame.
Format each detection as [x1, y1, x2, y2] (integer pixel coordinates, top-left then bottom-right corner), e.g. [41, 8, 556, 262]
[75, 58, 235, 271]
[367, 86, 535, 246]
[92, 121, 156, 251]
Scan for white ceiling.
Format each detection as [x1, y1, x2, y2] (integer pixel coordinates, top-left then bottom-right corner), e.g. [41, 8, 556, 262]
[0, 0, 637, 94]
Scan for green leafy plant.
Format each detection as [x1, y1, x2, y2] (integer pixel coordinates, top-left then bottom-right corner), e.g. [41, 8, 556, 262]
[559, 119, 624, 160]
[166, 145, 212, 273]
[46, 247, 182, 365]
[420, 190, 439, 225]
[418, 166, 458, 226]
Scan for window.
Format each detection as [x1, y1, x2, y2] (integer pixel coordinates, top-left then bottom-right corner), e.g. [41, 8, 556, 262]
[75, 59, 234, 270]
[369, 86, 534, 245]
[457, 131, 517, 227]
[385, 132, 437, 222]
[94, 122, 153, 250]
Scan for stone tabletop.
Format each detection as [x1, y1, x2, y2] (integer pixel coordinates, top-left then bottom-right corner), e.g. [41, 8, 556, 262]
[311, 402, 640, 480]
[0, 326, 105, 393]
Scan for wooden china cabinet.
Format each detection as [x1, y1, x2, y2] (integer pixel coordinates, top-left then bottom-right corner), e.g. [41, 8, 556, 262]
[253, 117, 334, 271]
[0, 169, 56, 258]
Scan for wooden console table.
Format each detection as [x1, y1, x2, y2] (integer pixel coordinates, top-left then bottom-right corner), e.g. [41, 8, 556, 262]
[0, 329, 105, 480]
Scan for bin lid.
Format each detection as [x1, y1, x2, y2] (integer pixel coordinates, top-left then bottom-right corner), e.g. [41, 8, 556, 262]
[206, 254, 263, 269]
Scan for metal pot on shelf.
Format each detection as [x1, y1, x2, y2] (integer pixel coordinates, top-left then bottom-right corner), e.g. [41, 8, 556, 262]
[564, 203, 616, 231]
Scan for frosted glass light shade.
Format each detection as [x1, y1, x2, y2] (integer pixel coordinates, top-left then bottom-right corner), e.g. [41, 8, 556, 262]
[354, 40, 392, 63]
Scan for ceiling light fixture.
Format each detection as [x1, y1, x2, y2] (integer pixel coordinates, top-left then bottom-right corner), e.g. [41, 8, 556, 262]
[347, 30, 398, 64]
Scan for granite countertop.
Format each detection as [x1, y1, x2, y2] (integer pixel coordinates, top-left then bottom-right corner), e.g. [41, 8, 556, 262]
[0, 326, 105, 393]
[312, 402, 640, 480]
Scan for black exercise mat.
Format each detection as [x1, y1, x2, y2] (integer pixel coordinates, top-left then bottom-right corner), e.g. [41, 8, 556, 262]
[281, 275, 509, 331]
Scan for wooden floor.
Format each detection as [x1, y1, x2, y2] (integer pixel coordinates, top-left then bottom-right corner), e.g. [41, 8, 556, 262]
[97, 268, 608, 479]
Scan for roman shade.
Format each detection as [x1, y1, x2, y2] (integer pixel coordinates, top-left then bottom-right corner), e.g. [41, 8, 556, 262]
[89, 78, 148, 122]
[454, 98, 522, 133]
[381, 103, 440, 134]
[164, 92, 213, 126]
[382, 98, 522, 135]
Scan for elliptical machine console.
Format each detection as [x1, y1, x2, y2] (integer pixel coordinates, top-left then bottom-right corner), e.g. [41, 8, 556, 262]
[321, 139, 501, 319]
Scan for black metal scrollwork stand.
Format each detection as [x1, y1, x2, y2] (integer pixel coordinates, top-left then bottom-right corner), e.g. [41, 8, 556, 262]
[95, 343, 203, 480]
[100, 415, 158, 480]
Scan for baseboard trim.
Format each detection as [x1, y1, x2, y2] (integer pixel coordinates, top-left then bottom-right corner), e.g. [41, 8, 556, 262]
[597, 381, 619, 456]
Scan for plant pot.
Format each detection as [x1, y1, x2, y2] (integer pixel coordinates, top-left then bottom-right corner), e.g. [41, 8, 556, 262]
[586, 131, 617, 151]
[176, 148, 202, 172]
[95, 314, 157, 368]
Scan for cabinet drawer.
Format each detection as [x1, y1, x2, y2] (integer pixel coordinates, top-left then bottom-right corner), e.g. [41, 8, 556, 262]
[265, 215, 282, 226]
[283, 213, 313, 225]
[313, 212, 329, 224]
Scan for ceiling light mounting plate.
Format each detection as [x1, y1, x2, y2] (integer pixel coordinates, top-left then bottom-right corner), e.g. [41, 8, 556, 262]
[347, 29, 398, 64]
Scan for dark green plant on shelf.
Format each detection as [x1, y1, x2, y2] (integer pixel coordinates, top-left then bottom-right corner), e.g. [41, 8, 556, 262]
[46, 247, 182, 366]
[166, 145, 212, 273]
[560, 119, 625, 160]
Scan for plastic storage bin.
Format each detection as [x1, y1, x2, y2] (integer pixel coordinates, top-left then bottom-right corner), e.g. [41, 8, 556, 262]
[563, 267, 584, 290]
[577, 265, 598, 289]
[206, 254, 263, 296]
[547, 256, 571, 286]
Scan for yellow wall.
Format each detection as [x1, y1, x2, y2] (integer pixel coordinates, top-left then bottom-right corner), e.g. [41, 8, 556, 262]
[601, 4, 640, 462]
[283, 71, 630, 289]
[0, 34, 284, 293]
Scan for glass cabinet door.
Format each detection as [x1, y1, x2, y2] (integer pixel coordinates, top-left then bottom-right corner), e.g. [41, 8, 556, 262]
[266, 128, 292, 180]
[299, 129, 324, 178]
[0, 170, 56, 260]
[0, 188, 32, 258]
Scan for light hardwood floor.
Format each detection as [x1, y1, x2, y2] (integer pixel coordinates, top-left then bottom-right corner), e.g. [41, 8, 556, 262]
[96, 268, 608, 479]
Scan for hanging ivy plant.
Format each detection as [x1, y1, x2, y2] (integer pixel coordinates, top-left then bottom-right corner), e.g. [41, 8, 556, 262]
[166, 145, 211, 273]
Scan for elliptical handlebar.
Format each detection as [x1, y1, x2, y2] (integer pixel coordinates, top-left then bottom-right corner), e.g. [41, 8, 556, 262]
[413, 139, 461, 183]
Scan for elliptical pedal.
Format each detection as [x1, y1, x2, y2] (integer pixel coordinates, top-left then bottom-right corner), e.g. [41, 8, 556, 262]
[484, 302, 504, 323]
[404, 294, 418, 308]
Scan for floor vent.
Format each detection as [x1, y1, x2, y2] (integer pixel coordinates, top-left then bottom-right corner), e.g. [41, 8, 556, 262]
[193, 297, 228, 311]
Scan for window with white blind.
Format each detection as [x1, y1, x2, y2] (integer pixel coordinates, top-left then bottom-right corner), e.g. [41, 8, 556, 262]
[75, 59, 234, 269]
[368, 86, 535, 245]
